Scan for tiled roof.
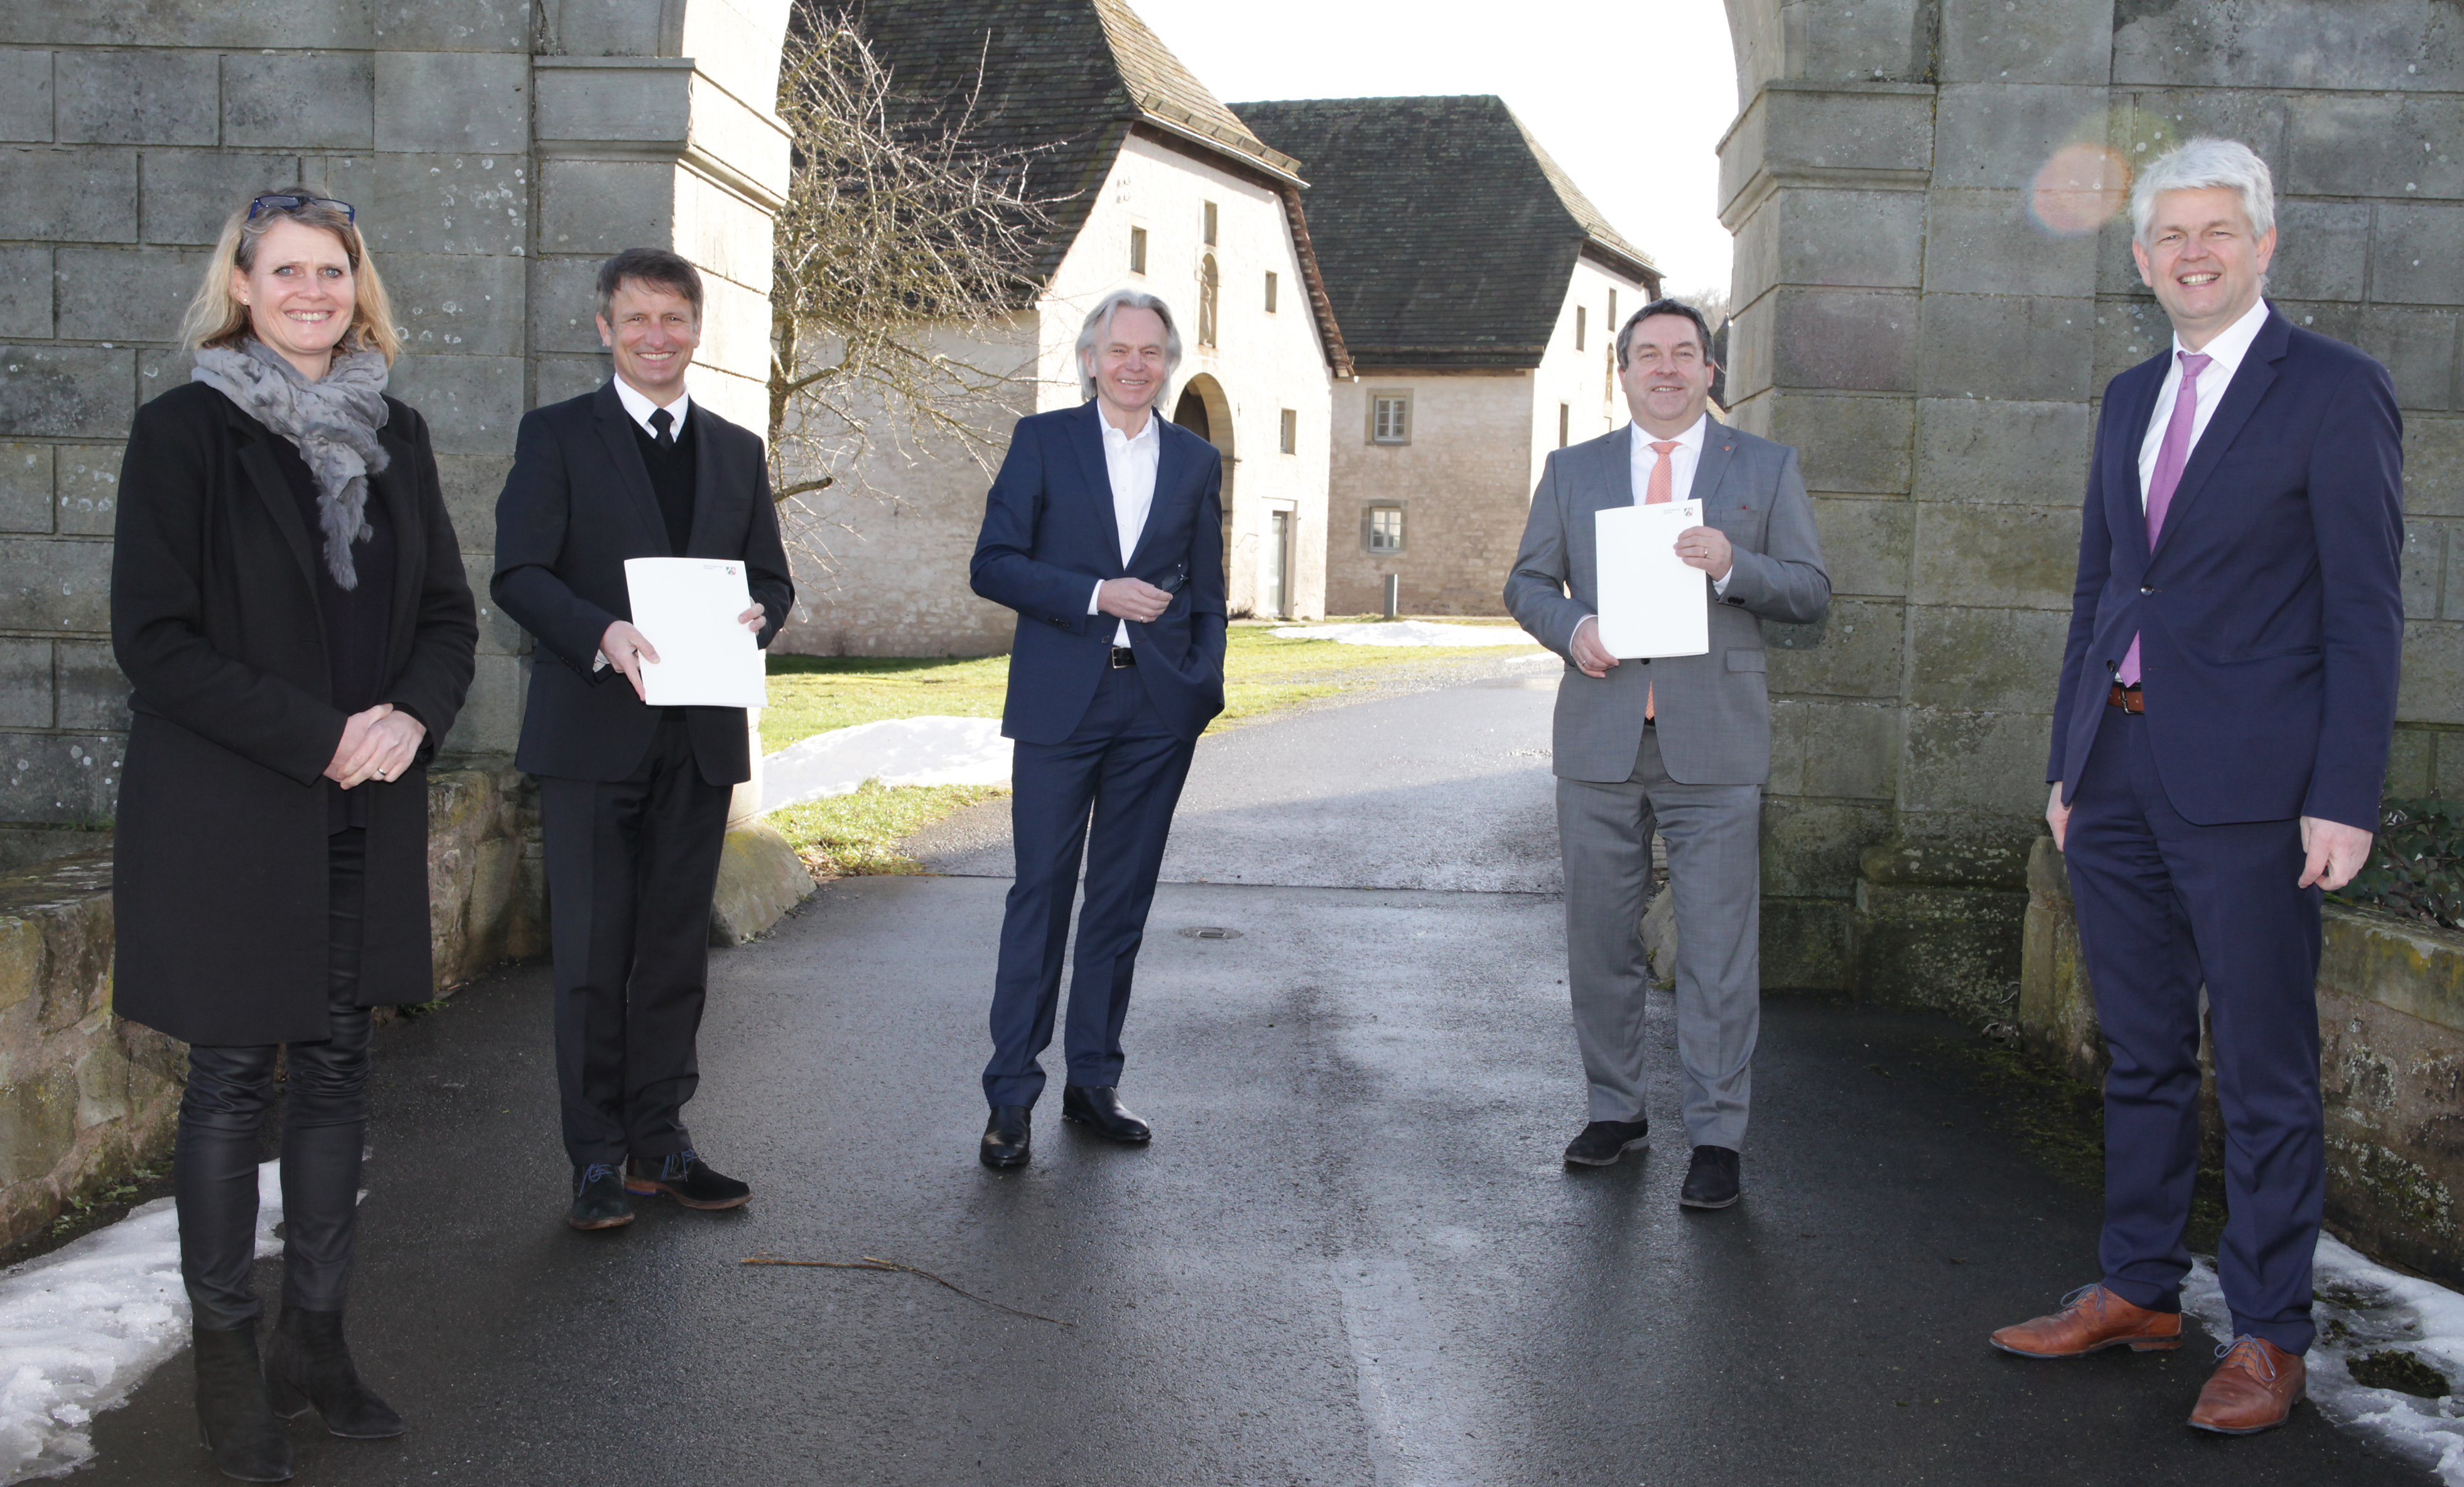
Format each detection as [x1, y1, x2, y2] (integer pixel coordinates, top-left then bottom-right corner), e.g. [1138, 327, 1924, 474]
[1229, 95, 1658, 369]
[843, 0, 1298, 286]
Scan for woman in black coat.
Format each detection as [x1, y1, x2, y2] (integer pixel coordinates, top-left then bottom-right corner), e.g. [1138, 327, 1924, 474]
[111, 192, 475, 1483]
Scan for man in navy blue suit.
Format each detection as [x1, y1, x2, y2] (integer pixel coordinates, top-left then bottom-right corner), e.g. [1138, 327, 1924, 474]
[1992, 139, 2404, 1434]
[968, 289, 1226, 1170]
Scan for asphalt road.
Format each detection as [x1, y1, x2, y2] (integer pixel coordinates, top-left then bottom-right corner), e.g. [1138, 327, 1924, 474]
[81, 672, 2425, 1486]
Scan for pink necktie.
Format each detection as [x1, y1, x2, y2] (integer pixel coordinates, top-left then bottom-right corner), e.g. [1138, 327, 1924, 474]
[1644, 441, 1678, 504]
[2116, 350, 2212, 687]
[1645, 441, 1678, 718]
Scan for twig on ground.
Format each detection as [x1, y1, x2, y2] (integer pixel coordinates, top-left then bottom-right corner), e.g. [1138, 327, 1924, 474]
[742, 1254, 1076, 1327]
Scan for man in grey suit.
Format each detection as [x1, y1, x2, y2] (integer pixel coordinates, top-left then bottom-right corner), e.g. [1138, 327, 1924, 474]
[1506, 299, 1829, 1208]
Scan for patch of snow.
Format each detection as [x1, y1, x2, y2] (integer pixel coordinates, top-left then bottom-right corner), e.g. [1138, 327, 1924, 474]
[763, 715, 1012, 811]
[1506, 649, 1563, 666]
[1271, 622, 1542, 647]
[0, 1162, 284, 1484]
[2184, 1233, 2464, 1481]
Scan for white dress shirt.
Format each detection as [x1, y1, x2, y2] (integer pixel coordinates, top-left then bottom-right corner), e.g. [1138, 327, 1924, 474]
[612, 375, 691, 440]
[2136, 296, 2269, 507]
[1086, 408, 1162, 646]
[1626, 413, 1731, 596]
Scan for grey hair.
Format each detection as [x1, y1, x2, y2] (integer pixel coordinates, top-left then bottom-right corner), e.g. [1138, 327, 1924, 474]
[1075, 289, 1182, 401]
[2131, 137, 2276, 246]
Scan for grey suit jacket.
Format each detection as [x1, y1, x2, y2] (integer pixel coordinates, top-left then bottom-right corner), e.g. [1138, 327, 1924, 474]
[1505, 422, 1829, 786]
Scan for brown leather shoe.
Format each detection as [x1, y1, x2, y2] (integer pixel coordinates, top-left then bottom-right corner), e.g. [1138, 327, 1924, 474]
[2189, 1335, 2306, 1434]
[1990, 1284, 2183, 1358]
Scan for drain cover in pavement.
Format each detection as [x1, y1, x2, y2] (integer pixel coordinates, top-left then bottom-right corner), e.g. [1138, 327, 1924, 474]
[1179, 926, 1242, 939]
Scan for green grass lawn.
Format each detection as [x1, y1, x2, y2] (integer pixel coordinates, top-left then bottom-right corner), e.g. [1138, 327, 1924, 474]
[762, 620, 1542, 878]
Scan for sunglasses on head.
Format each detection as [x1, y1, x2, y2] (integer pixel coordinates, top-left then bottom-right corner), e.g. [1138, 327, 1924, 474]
[247, 193, 356, 224]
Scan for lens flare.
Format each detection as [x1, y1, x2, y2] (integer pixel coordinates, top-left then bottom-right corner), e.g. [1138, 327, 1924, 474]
[2030, 143, 2132, 235]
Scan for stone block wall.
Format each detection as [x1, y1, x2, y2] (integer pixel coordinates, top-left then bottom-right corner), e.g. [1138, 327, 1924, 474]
[0, 0, 791, 846]
[1721, 0, 2464, 1010]
[0, 764, 547, 1250]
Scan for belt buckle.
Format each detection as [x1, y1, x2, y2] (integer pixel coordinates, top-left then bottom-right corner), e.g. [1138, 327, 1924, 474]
[1109, 646, 1133, 669]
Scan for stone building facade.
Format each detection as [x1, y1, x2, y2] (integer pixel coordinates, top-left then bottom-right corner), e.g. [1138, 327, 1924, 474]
[0, 0, 794, 848]
[1720, 0, 2464, 1015]
[775, 0, 1348, 658]
[1235, 97, 1660, 619]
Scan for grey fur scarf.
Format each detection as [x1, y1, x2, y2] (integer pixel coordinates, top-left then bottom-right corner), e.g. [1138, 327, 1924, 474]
[192, 340, 391, 589]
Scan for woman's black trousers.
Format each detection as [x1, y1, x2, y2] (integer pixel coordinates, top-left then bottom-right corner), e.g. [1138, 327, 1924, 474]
[174, 827, 374, 1329]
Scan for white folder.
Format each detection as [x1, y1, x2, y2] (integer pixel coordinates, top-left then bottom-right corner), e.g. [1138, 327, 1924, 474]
[1594, 500, 1710, 659]
[624, 557, 767, 709]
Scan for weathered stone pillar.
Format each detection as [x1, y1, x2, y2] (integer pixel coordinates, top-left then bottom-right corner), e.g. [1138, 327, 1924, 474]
[1724, 0, 2464, 1019]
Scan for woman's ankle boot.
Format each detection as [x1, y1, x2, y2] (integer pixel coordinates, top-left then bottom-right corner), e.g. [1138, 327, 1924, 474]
[192, 1322, 293, 1482]
[262, 1305, 406, 1439]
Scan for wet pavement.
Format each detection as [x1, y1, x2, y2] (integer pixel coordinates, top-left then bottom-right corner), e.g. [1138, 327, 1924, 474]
[80, 673, 2426, 1485]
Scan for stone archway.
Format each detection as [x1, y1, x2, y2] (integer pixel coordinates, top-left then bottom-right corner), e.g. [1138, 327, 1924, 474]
[1170, 372, 1250, 608]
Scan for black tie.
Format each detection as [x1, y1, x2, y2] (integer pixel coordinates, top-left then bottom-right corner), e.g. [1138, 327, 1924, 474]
[649, 407, 674, 448]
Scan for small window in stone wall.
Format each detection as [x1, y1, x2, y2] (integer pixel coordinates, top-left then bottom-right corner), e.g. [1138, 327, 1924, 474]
[1576, 305, 1587, 350]
[1198, 254, 1219, 347]
[1365, 505, 1405, 553]
[1370, 392, 1410, 444]
[1203, 200, 1218, 246]
[1130, 225, 1147, 274]
[1558, 403, 1570, 448]
[1280, 408, 1297, 453]
[1265, 270, 1278, 312]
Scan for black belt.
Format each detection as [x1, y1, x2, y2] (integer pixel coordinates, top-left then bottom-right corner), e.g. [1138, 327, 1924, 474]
[1109, 646, 1137, 668]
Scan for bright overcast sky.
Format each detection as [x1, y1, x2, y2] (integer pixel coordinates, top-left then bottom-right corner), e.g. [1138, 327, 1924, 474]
[1130, 0, 1740, 301]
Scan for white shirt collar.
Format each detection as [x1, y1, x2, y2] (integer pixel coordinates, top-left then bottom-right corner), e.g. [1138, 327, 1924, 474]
[2171, 296, 2271, 378]
[1100, 407, 1159, 449]
[613, 376, 691, 438]
[1631, 412, 1708, 455]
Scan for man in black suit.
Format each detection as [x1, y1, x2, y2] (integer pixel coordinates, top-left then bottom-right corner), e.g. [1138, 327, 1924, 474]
[494, 248, 794, 1230]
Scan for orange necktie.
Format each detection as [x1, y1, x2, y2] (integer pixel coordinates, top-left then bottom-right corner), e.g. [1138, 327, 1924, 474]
[1645, 440, 1678, 720]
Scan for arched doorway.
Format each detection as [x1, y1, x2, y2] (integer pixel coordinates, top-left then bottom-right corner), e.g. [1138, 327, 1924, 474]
[1170, 373, 1263, 611]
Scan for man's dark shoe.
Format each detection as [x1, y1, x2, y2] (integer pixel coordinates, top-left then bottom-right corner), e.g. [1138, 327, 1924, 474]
[567, 1162, 634, 1230]
[624, 1149, 752, 1210]
[1061, 1084, 1152, 1143]
[1562, 1118, 1651, 1167]
[1679, 1145, 1742, 1209]
[981, 1105, 1032, 1169]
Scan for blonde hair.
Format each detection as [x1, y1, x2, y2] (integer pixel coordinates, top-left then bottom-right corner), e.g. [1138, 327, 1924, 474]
[178, 192, 402, 365]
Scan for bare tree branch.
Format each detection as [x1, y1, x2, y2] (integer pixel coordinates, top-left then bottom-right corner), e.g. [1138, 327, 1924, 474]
[768, 13, 1059, 592]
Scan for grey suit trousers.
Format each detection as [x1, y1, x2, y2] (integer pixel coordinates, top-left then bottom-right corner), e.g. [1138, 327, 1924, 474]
[1560, 724, 1761, 1149]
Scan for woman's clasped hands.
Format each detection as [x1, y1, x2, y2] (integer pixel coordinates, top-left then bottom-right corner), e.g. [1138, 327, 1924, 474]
[324, 702, 425, 788]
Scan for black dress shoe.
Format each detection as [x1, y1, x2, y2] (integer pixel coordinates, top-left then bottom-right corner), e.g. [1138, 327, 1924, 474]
[625, 1149, 752, 1209]
[1061, 1084, 1152, 1143]
[1562, 1118, 1650, 1167]
[567, 1162, 634, 1230]
[981, 1105, 1032, 1169]
[1680, 1144, 1742, 1209]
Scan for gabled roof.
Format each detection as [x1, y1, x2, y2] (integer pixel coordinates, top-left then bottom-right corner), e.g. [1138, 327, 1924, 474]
[1230, 95, 1658, 370]
[845, 0, 1300, 286]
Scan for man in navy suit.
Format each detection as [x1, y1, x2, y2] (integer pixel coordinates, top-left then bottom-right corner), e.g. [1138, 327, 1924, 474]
[1991, 140, 2404, 1435]
[968, 289, 1226, 1170]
